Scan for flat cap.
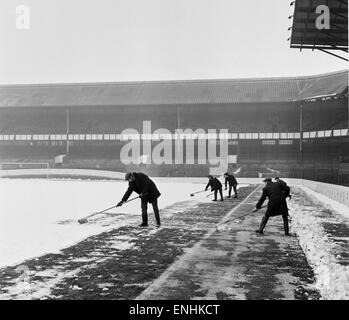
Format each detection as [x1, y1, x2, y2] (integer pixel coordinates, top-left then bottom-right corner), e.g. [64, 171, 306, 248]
[125, 172, 133, 180]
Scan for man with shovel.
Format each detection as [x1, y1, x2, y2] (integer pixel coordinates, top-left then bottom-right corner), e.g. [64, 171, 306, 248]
[275, 177, 291, 200]
[205, 175, 224, 202]
[255, 177, 290, 235]
[223, 172, 238, 198]
[117, 172, 161, 228]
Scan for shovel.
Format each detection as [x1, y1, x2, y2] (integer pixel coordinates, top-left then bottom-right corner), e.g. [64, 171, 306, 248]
[190, 190, 208, 197]
[215, 205, 267, 231]
[78, 195, 141, 224]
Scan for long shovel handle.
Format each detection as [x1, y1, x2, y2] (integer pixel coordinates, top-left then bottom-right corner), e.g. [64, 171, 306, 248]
[83, 205, 117, 220]
[82, 195, 141, 220]
[121, 195, 142, 205]
[251, 204, 267, 213]
[190, 190, 207, 196]
[217, 205, 267, 227]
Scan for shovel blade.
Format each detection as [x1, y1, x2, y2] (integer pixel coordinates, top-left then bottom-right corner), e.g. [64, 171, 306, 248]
[78, 218, 88, 224]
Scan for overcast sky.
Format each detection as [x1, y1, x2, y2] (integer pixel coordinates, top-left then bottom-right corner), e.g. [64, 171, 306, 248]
[0, 0, 347, 84]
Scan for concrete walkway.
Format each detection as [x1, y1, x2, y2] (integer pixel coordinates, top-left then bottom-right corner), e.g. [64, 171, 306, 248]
[137, 186, 320, 300]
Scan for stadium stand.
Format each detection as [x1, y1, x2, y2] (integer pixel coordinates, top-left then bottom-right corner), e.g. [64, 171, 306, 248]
[0, 70, 348, 184]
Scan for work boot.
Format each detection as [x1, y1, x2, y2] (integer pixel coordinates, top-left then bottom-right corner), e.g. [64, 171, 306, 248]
[140, 214, 148, 227]
[256, 216, 268, 234]
[234, 194, 238, 198]
[155, 216, 161, 229]
[283, 216, 290, 236]
[212, 199, 217, 201]
[141, 211, 148, 227]
[153, 212, 161, 227]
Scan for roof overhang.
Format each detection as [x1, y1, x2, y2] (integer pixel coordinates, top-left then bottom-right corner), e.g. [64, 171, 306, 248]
[0, 71, 347, 107]
[289, 0, 348, 61]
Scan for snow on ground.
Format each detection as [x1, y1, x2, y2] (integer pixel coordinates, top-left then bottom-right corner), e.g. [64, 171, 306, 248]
[297, 185, 349, 220]
[3, 178, 348, 300]
[0, 178, 247, 268]
[289, 187, 349, 300]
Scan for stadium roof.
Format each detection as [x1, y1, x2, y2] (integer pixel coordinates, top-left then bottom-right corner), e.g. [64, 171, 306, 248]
[0, 70, 347, 107]
[289, 0, 348, 61]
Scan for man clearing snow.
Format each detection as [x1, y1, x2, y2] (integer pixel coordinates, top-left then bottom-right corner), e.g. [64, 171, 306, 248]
[224, 172, 238, 198]
[274, 177, 291, 200]
[117, 172, 161, 228]
[205, 175, 224, 202]
[255, 178, 290, 236]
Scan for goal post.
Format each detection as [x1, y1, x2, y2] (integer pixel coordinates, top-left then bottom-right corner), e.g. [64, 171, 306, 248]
[0, 162, 50, 179]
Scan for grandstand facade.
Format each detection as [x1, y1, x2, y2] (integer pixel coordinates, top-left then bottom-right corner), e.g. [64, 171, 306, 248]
[0, 70, 348, 184]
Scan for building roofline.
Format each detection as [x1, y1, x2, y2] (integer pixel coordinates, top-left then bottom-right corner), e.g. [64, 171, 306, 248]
[0, 69, 347, 88]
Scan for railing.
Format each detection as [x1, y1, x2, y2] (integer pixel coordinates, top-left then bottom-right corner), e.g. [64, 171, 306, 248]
[0, 128, 348, 141]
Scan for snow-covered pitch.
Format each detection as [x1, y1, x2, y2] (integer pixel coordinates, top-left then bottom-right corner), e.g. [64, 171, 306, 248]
[0, 177, 348, 299]
[0, 178, 219, 268]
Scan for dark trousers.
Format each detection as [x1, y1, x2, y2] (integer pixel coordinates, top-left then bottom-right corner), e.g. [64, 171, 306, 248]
[214, 188, 223, 201]
[228, 184, 238, 197]
[141, 198, 160, 225]
[259, 214, 289, 235]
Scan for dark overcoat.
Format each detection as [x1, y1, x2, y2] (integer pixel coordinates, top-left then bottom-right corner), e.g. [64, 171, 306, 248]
[256, 181, 288, 217]
[122, 172, 161, 203]
[205, 178, 222, 191]
[225, 174, 238, 188]
[276, 179, 291, 198]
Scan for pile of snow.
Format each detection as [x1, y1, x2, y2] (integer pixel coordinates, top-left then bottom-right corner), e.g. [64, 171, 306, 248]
[289, 188, 349, 300]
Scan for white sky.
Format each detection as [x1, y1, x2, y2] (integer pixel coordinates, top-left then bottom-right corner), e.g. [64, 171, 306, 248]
[0, 0, 347, 84]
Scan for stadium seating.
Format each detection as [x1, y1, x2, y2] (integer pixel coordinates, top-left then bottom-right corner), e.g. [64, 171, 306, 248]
[0, 98, 346, 134]
[0, 72, 347, 184]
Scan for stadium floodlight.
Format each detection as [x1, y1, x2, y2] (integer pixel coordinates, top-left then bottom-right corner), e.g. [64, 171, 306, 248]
[287, 37, 291, 41]
[290, 1, 295, 6]
[288, 27, 292, 31]
[288, 15, 293, 19]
